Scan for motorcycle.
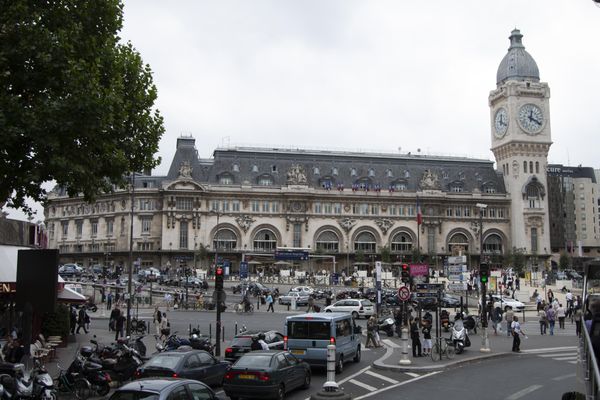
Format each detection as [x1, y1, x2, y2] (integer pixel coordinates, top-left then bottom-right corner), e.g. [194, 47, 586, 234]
[377, 317, 396, 337]
[86, 341, 142, 383]
[440, 310, 453, 332]
[57, 353, 111, 398]
[0, 359, 55, 400]
[155, 332, 213, 355]
[450, 319, 470, 354]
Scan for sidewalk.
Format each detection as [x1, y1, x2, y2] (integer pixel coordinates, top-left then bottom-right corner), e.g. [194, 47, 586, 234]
[372, 324, 579, 372]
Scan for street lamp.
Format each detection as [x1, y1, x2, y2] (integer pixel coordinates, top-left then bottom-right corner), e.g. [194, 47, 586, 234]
[126, 172, 136, 337]
[475, 203, 490, 353]
[210, 210, 223, 357]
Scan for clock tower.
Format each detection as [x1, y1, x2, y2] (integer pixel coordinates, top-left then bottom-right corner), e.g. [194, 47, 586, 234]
[489, 29, 552, 263]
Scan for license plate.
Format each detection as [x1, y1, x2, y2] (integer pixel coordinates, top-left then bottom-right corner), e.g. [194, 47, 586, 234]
[291, 349, 305, 355]
[238, 374, 256, 379]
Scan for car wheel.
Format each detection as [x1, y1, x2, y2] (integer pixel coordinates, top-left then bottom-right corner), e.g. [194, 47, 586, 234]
[353, 345, 361, 363]
[336, 355, 344, 374]
[326, 309, 332, 312]
[276, 384, 285, 400]
[302, 371, 311, 389]
[96, 382, 110, 396]
[351, 311, 359, 320]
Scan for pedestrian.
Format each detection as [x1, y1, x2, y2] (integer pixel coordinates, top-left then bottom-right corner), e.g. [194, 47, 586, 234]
[566, 290, 574, 309]
[266, 293, 274, 312]
[511, 316, 524, 352]
[410, 318, 422, 357]
[557, 304, 566, 329]
[84, 309, 91, 331]
[505, 306, 514, 337]
[546, 306, 556, 335]
[538, 307, 547, 335]
[575, 306, 583, 337]
[153, 306, 162, 337]
[69, 306, 77, 335]
[115, 311, 126, 341]
[76, 306, 88, 334]
[491, 306, 502, 335]
[536, 295, 543, 312]
[106, 292, 113, 310]
[422, 323, 432, 356]
[307, 295, 315, 313]
[365, 316, 378, 348]
[159, 312, 170, 340]
[250, 336, 262, 351]
[115, 292, 121, 306]
[258, 333, 269, 350]
[109, 305, 120, 331]
[547, 289, 554, 304]
[515, 277, 520, 291]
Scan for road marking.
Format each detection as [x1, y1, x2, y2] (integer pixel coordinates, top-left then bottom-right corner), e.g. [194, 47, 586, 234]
[381, 339, 400, 348]
[405, 372, 420, 378]
[353, 371, 441, 400]
[364, 370, 399, 384]
[348, 379, 378, 392]
[569, 361, 578, 364]
[553, 373, 576, 381]
[304, 366, 372, 400]
[554, 356, 578, 361]
[505, 384, 543, 400]
[522, 346, 577, 354]
[539, 352, 576, 358]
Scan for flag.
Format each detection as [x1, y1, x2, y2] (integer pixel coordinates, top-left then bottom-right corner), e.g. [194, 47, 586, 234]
[416, 197, 423, 225]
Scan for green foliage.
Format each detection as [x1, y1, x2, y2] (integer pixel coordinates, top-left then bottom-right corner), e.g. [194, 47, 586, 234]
[505, 247, 526, 275]
[559, 252, 571, 270]
[196, 243, 209, 261]
[379, 245, 391, 263]
[41, 304, 70, 339]
[0, 0, 164, 213]
[411, 247, 421, 263]
[355, 249, 365, 263]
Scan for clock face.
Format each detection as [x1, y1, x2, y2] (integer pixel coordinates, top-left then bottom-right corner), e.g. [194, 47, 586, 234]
[494, 107, 508, 138]
[518, 104, 544, 134]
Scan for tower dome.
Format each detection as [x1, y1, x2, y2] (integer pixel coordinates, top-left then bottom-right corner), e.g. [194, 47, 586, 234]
[496, 29, 540, 86]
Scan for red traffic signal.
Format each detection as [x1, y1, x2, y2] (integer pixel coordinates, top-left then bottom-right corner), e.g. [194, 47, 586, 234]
[401, 264, 410, 283]
[216, 267, 223, 276]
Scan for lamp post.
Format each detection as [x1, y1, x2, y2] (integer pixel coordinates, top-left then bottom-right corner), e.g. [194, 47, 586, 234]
[476, 203, 490, 353]
[210, 210, 223, 357]
[126, 172, 136, 337]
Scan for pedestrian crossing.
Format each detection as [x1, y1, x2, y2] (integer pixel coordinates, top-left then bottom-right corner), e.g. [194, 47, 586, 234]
[521, 320, 577, 336]
[524, 346, 579, 365]
[339, 367, 425, 396]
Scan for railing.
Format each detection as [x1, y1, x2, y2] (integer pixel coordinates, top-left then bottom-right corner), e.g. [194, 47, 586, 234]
[581, 322, 600, 399]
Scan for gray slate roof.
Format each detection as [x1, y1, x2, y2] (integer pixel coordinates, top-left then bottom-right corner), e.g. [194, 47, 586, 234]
[496, 29, 540, 86]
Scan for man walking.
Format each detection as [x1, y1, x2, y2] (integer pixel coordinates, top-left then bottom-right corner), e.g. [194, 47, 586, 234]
[505, 306, 514, 337]
[410, 318, 422, 357]
[76, 306, 88, 334]
[266, 293, 274, 312]
[557, 303, 566, 329]
[546, 306, 556, 335]
[365, 316, 378, 348]
[153, 306, 162, 336]
[538, 307, 547, 335]
[511, 316, 524, 352]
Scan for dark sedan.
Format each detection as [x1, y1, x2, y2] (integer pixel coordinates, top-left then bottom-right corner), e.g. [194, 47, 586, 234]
[223, 351, 311, 400]
[109, 378, 216, 400]
[232, 282, 275, 296]
[134, 350, 229, 387]
[440, 293, 461, 308]
[224, 330, 285, 362]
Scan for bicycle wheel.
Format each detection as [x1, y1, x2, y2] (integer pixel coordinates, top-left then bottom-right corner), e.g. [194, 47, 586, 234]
[430, 343, 441, 362]
[74, 378, 91, 400]
[445, 344, 456, 359]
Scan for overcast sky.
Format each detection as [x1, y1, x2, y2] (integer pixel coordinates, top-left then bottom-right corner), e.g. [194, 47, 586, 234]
[6, 0, 600, 221]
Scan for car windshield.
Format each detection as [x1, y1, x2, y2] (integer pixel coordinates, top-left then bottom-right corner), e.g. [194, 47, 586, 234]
[110, 391, 159, 400]
[145, 353, 184, 369]
[234, 355, 272, 368]
[287, 321, 330, 340]
[231, 336, 254, 347]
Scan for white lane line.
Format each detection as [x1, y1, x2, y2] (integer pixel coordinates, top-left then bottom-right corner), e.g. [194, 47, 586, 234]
[381, 339, 400, 348]
[569, 361, 578, 364]
[304, 365, 373, 400]
[364, 370, 399, 384]
[353, 371, 441, 400]
[522, 346, 577, 354]
[405, 372, 420, 378]
[505, 384, 543, 400]
[348, 379, 378, 392]
[554, 356, 579, 361]
[538, 352, 576, 358]
[553, 373, 576, 381]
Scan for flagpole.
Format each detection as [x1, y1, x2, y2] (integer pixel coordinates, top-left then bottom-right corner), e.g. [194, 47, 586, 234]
[416, 196, 421, 262]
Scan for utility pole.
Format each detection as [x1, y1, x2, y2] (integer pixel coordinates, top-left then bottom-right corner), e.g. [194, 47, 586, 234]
[126, 172, 135, 336]
[476, 203, 490, 353]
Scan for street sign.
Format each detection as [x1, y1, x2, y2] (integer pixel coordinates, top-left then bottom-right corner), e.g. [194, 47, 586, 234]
[448, 282, 468, 291]
[415, 292, 438, 298]
[239, 262, 249, 279]
[448, 255, 467, 264]
[275, 250, 309, 261]
[415, 283, 444, 291]
[398, 286, 411, 301]
[448, 273, 464, 281]
[448, 264, 467, 273]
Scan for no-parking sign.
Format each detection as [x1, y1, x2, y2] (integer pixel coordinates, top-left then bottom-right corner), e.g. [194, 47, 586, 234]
[398, 286, 411, 301]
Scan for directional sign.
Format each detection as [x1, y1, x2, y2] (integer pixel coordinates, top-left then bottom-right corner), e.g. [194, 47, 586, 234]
[239, 262, 249, 279]
[448, 273, 464, 282]
[415, 292, 438, 298]
[448, 265, 467, 273]
[448, 283, 468, 291]
[415, 283, 444, 291]
[398, 286, 411, 301]
[448, 255, 467, 264]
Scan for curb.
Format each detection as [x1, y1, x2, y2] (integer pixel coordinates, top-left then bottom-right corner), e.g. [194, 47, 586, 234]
[371, 343, 514, 372]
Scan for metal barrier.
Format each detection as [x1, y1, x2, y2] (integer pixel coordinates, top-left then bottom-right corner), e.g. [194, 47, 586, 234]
[581, 322, 600, 399]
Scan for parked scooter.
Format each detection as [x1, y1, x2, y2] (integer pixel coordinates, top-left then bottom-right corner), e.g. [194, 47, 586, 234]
[450, 318, 471, 354]
[155, 332, 213, 355]
[0, 359, 55, 400]
[86, 340, 142, 383]
[441, 310, 453, 332]
[377, 316, 396, 337]
[58, 353, 111, 397]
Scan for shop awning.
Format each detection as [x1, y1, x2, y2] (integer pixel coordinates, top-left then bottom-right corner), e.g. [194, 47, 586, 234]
[57, 285, 87, 303]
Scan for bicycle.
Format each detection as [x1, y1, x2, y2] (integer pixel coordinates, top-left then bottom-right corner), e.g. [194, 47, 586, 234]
[235, 303, 254, 314]
[430, 337, 455, 361]
[55, 364, 91, 400]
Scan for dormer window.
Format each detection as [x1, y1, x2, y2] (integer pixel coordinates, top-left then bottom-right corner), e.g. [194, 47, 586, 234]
[404, 170, 410, 178]
[314, 167, 320, 175]
[232, 163, 240, 172]
[351, 168, 357, 176]
[386, 169, 393, 178]
[257, 174, 273, 186]
[271, 165, 278, 173]
[332, 167, 338, 176]
[252, 165, 259, 173]
[368, 168, 375, 177]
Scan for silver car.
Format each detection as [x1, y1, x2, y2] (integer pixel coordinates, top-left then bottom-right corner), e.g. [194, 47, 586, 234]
[278, 291, 310, 306]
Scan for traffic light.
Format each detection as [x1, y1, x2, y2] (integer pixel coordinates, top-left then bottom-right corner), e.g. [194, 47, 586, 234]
[480, 263, 489, 284]
[215, 267, 224, 290]
[401, 264, 410, 283]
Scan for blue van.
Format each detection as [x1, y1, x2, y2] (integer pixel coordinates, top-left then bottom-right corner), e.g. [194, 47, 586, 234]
[284, 313, 362, 373]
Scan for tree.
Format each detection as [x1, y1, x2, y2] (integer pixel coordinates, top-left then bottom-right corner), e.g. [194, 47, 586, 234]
[505, 247, 526, 275]
[559, 252, 571, 270]
[379, 245, 391, 264]
[0, 1, 164, 214]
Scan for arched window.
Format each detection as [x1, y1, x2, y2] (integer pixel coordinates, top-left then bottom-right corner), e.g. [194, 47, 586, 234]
[529, 161, 533, 174]
[315, 230, 340, 252]
[483, 234, 503, 254]
[368, 168, 375, 177]
[447, 232, 469, 253]
[354, 231, 376, 253]
[535, 161, 539, 174]
[526, 183, 540, 208]
[391, 232, 413, 252]
[253, 229, 277, 251]
[257, 175, 273, 186]
[351, 168, 357, 176]
[213, 229, 237, 251]
[523, 161, 527, 173]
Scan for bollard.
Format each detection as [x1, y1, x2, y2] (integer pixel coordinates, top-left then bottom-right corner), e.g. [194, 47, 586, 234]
[325, 344, 337, 388]
[522, 309, 526, 323]
[235, 322, 238, 336]
[257, 297, 260, 310]
[222, 325, 225, 342]
[398, 327, 412, 365]
[287, 304, 290, 311]
[209, 323, 212, 341]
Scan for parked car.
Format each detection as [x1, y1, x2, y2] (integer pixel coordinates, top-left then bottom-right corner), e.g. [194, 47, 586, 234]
[181, 277, 209, 289]
[59, 264, 82, 277]
[109, 378, 217, 400]
[491, 295, 525, 312]
[323, 299, 375, 319]
[439, 293, 461, 308]
[139, 268, 162, 282]
[223, 350, 311, 400]
[224, 330, 285, 362]
[278, 291, 310, 306]
[232, 282, 275, 296]
[290, 286, 314, 296]
[134, 349, 229, 387]
[565, 270, 583, 280]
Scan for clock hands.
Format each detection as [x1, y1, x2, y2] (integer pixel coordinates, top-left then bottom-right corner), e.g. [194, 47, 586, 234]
[527, 110, 542, 126]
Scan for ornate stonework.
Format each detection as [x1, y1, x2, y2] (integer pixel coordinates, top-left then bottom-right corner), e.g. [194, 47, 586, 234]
[178, 161, 193, 179]
[286, 164, 307, 185]
[235, 215, 255, 233]
[420, 169, 440, 190]
[375, 219, 394, 234]
[338, 218, 357, 233]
